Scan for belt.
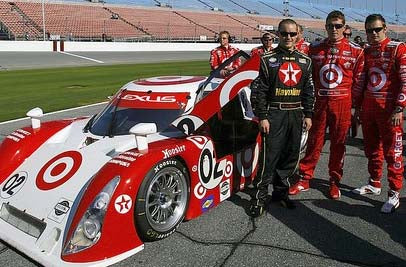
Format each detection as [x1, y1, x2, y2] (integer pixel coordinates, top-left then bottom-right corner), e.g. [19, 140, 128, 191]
[269, 102, 302, 110]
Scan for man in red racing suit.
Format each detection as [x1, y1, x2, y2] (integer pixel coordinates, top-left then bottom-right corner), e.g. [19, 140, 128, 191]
[352, 14, 406, 213]
[251, 32, 274, 57]
[210, 30, 240, 77]
[295, 24, 310, 55]
[289, 10, 365, 199]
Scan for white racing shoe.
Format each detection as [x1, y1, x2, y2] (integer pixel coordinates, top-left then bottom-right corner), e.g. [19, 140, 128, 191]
[381, 190, 400, 214]
[352, 184, 381, 195]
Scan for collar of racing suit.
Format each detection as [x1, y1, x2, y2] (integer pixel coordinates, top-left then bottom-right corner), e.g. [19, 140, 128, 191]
[369, 37, 390, 49]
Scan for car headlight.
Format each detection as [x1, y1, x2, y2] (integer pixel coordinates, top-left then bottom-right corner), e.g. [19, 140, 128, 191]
[63, 176, 120, 255]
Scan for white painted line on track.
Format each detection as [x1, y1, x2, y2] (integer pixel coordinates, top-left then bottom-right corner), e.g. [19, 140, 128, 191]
[0, 102, 108, 126]
[59, 52, 105, 63]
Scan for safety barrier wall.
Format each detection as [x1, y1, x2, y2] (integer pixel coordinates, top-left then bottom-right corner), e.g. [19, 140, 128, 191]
[0, 40, 259, 51]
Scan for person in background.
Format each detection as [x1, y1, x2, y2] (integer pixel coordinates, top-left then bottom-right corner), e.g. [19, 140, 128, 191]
[296, 24, 310, 54]
[251, 32, 274, 57]
[249, 19, 314, 217]
[210, 30, 240, 77]
[343, 25, 352, 39]
[352, 14, 406, 213]
[289, 10, 365, 199]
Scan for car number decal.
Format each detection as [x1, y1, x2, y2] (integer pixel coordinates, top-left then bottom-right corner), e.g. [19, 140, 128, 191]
[1, 171, 28, 199]
[36, 151, 82, 191]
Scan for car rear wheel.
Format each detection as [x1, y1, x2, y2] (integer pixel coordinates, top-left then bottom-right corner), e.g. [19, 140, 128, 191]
[135, 158, 189, 241]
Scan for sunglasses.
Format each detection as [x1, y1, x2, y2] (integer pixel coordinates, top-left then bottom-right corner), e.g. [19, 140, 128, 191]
[279, 32, 298, 37]
[262, 38, 273, 42]
[343, 33, 352, 37]
[366, 27, 384, 34]
[326, 23, 344, 30]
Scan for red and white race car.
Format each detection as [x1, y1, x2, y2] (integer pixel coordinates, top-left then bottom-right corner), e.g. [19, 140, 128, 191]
[0, 51, 262, 266]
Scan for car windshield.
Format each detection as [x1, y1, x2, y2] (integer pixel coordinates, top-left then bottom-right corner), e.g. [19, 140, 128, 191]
[89, 96, 186, 136]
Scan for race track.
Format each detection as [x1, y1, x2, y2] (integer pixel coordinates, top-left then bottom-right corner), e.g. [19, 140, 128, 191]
[0, 52, 405, 267]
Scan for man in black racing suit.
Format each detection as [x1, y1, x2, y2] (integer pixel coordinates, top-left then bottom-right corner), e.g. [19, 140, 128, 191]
[250, 19, 315, 217]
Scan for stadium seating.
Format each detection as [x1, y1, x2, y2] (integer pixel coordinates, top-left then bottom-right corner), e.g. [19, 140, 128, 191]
[0, 0, 405, 41]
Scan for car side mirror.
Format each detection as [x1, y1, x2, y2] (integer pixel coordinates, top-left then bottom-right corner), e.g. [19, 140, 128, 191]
[26, 107, 43, 129]
[129, 123, 157, 153]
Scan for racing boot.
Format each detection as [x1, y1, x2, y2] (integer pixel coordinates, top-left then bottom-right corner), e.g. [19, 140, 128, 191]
[329, 179, 341, 199]
[381, 190, 400, 213]
[289, 179, 309, 195]
[352, 178, 381, 195]
[249, 204, 265, 218]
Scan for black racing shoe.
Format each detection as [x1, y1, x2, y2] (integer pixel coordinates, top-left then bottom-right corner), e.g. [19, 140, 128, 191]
[249, 204, 265, 218]
[271, 195, 296, 209]
[279, 197, 296, 209]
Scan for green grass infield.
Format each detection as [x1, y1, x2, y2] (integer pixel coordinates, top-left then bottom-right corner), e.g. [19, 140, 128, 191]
[0, 60, 209, 122]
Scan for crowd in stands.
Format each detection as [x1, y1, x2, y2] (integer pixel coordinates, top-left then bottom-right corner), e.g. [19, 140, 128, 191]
[0, 0, 405, 42]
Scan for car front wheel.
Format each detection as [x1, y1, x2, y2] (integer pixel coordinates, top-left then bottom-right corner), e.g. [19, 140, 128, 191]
[135, 158, 189, 241]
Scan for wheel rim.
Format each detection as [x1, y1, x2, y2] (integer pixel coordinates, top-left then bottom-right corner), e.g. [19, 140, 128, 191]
[145, 166, 188, 232]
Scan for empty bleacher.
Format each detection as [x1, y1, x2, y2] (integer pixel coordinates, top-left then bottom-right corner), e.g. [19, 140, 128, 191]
[0, 0, 405, 42]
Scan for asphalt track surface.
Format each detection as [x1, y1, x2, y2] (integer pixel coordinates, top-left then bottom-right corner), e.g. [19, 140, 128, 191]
[0, 51, 209, 70]
[0, 52, 405, 267]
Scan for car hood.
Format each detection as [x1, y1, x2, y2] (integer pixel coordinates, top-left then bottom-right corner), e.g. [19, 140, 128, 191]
[1, 118, 147, 226]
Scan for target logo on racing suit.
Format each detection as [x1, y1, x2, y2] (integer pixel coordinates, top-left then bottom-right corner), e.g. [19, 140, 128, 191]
[278, 62, 302, 86]
[198, 140, 232, 189]
[367, 67, 387, 92]
[36, 150, 82, 191]
[319, 63, 343, 89]
[1, 171, 28, 199]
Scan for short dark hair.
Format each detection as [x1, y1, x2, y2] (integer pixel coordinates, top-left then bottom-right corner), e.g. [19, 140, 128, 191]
[365, 14, 386, 28]
[278, 19, 297, 32]
[326, 10, 345, 25]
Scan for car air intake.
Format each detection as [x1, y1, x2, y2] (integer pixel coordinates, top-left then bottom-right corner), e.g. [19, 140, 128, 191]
[0, 203, 46, 239]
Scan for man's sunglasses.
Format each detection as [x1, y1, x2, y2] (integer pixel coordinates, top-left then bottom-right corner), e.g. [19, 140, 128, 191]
[279, 32, 298, 37]
[366, 27, 384, 34]
[343, 33, 352, 37]
[326, 24, 344, 30]
[262, 38, 273, 42]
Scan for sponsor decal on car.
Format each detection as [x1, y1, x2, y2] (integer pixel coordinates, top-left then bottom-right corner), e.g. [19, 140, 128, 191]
[48, 198, 72, 223]
[193, 182, 207, 200]
[114, 194, 132, 214]
[36, 150, 82, 191]
[6, 129, 31, 142]
[1, 171, 28, 199]
[162, 144, 186, 159]
[201, 195, 214, 212]
[219, 179, 231, 202]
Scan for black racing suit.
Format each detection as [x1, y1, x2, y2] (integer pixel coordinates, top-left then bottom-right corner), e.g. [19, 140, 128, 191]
[251, 46, 315, 206]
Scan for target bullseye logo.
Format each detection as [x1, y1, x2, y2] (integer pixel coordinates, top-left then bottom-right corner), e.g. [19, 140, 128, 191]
[36, 151, 82, 191]
[319, 64, 343, 88]
[367, 67, 386, 92]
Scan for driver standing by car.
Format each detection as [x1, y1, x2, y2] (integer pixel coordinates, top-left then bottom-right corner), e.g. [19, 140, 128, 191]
[249, 19, 315, 217]
[210, 30, 240, 77]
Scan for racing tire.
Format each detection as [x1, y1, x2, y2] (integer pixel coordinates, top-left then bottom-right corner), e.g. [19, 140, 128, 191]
[135, 158, 190, 241]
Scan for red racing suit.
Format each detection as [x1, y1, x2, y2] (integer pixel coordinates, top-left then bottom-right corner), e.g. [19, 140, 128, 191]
[209, 45, 240, 70]
[353, 38, 406, 191]
[299, 38, 365, 182]
[296, 39, 310, 55]
[250, 45, 272, 57]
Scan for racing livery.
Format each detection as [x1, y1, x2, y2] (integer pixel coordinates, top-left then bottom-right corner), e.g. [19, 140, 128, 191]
[0, 52, 261, 266]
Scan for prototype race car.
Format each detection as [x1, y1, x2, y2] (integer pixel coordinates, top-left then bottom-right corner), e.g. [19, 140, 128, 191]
[0, 51, 263, 266]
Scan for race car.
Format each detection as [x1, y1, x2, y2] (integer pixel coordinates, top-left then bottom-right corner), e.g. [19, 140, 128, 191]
[0, 51, 262, 266]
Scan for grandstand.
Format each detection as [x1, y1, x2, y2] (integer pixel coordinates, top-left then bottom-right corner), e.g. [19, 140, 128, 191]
[0, 0, 405, 42]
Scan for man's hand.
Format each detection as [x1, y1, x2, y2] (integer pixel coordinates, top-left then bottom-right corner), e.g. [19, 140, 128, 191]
[259, 119, 270, 134]
[391, 111, 403, 126]
[303, 118, 312, 131]
[354, 107, 362, 124]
